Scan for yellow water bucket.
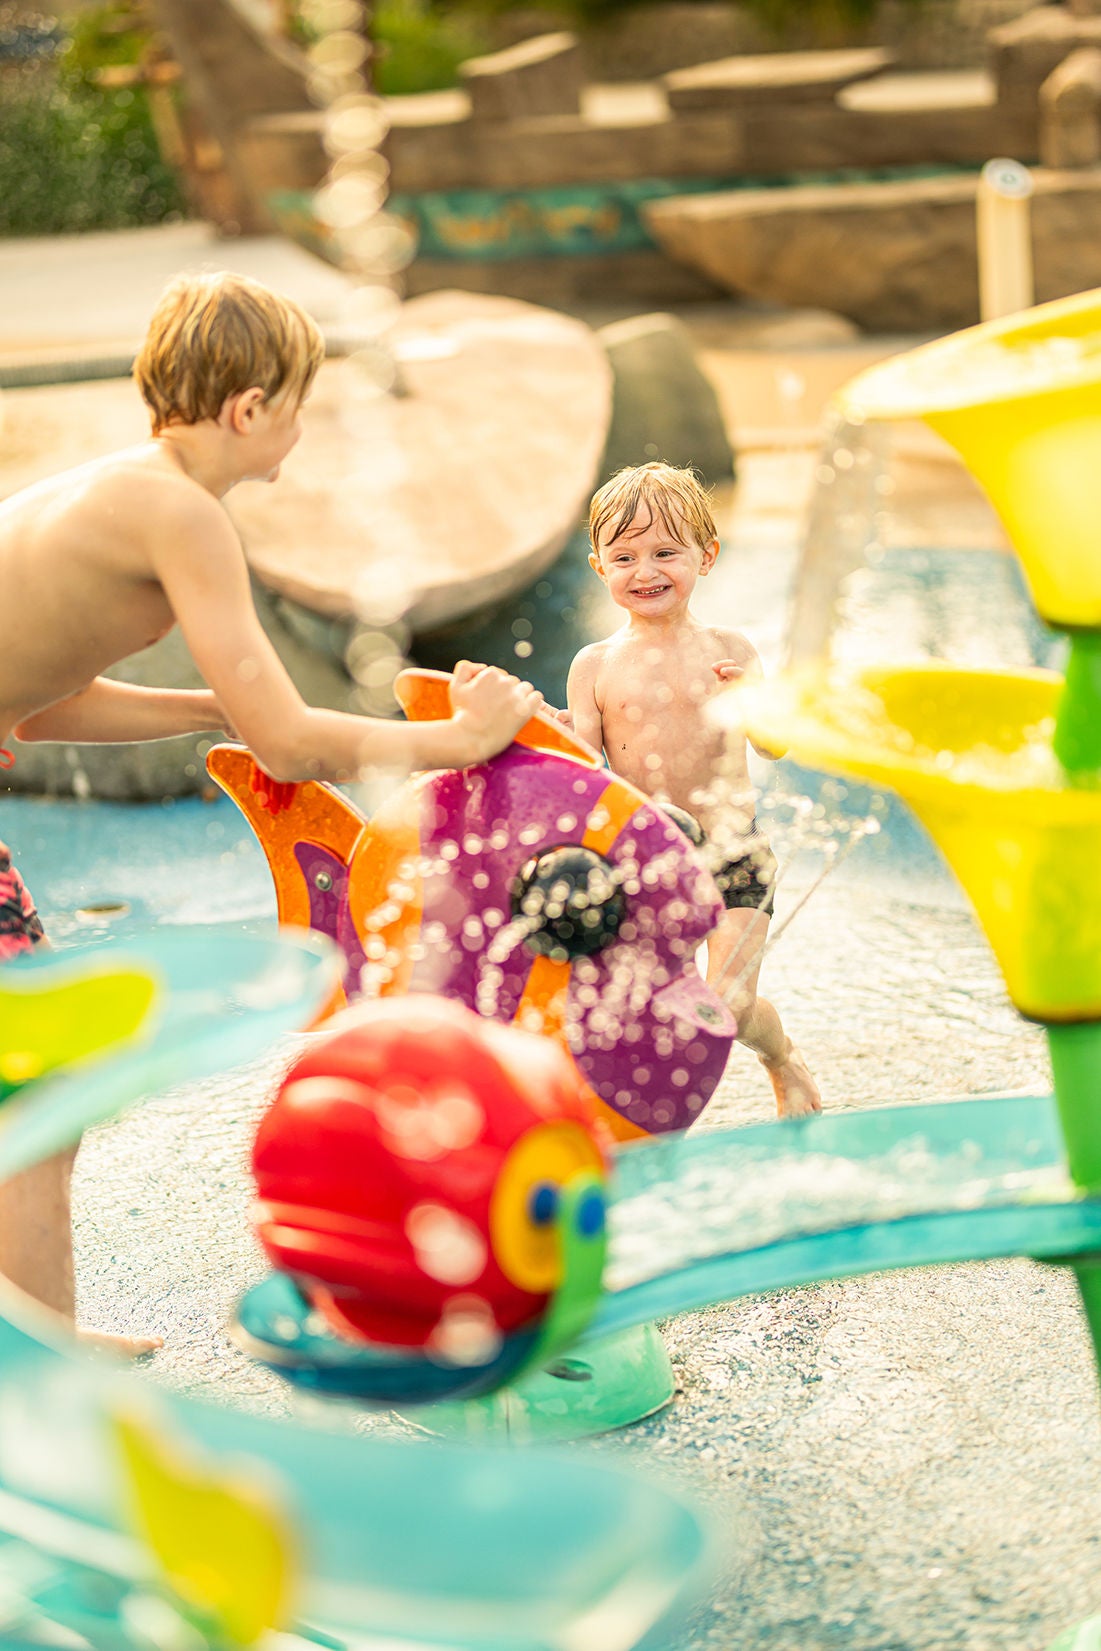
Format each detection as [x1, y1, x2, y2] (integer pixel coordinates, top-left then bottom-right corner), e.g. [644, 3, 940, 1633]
[836, 287, 1101, 630]
[721, 662, 1101, 1022]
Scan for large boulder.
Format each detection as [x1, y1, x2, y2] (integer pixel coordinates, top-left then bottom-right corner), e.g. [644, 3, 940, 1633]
[596, 312, 735, 486]
[229, 290, 612, 633]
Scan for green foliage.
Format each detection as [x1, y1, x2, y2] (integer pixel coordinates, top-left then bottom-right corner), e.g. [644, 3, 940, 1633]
[292, 0, 491, 94]
[62, 1, 147, 75]
[372, 0, 493, 94]
[0, 3, 186, 237]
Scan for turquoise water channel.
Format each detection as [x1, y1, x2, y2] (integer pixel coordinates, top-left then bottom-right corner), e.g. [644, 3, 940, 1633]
[0, 533, 1095, 1650]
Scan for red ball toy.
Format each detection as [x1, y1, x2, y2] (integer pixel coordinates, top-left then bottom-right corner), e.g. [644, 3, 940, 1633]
[252, 996, 610, 1365]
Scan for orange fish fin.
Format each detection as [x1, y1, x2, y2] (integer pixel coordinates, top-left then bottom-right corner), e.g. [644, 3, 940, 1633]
[205, 746, 366, 930]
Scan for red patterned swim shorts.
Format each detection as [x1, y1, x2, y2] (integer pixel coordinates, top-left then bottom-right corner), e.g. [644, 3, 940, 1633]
[0, 841, 45, 961]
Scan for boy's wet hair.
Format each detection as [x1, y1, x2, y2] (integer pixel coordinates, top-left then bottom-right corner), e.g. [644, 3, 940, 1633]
[133, 271, 325, 433]
[589, 461, 717, 556]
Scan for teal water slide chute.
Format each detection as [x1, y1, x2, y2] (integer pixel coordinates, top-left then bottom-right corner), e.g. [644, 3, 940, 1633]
[0, 927, 712, 1651]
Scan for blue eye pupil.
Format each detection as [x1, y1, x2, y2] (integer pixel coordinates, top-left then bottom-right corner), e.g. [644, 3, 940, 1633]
[577, 1190, 605, 1237]
[530, 1183, 559, 1225]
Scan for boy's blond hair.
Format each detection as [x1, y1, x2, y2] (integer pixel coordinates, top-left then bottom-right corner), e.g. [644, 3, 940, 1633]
[589, 461, 717, 557]
[133, 271, 325, 433]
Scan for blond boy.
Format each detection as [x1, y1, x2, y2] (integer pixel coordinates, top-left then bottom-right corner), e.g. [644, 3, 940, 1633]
[0, 271, 541, 1348]
[566, 461, 820, 1119]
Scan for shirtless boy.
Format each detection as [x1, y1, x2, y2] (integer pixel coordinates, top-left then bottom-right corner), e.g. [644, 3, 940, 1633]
[0, 270, 541, 1348]
[566, 461, 820, 1119]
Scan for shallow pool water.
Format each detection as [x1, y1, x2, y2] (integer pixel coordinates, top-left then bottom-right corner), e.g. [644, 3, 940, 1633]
[1, 523, 1096, 1651]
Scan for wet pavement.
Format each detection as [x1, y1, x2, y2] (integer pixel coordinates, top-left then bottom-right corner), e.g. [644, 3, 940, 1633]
[7, 780, 1087, 1651]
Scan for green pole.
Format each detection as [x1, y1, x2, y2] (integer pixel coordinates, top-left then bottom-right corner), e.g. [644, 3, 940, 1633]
[1052, 631, 1101, 776]
[1047, 1023, 1101, 1374]
[1047, 1022, 1101, 1192]
[1049, 643, 1101, 1377]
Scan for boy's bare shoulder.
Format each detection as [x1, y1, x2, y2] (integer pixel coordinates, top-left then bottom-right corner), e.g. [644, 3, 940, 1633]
[708, 624, 760, 666]
[90, 448, 217, 515]
[568, 636, 614, 676]
[72, 448, 233, 553]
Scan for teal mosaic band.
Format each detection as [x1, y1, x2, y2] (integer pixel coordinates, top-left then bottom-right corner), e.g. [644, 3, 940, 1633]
[269, 167, 971, 265]
[386, 176, 739, 259]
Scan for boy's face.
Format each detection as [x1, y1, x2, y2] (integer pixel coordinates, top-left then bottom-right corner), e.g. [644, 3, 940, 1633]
[590, 503, 717, 618]
[239, 388, 305, 483]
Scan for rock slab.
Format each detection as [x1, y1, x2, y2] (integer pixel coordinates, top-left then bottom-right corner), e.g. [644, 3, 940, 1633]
[644, 169, 1101, 332]
[231, 289, 613, 632]
[664, 46, 895, 110]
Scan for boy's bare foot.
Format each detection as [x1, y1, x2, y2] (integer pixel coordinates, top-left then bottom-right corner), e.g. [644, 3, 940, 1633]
[761, 1042, 822, 1119]
[81, 1328, 163, 1358]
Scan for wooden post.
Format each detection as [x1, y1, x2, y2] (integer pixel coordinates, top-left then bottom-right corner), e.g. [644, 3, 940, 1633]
[976, 156, 1035, 321]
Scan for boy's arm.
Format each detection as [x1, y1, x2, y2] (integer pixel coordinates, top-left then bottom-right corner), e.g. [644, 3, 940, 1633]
[14, 679, 225, 744]
[151, 503, 539, 781]
[566, 647, 605, 757]
[712, 636, 782, 760]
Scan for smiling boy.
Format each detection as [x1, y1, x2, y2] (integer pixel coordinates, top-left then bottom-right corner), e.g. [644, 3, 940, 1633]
[566, 461, 820, 1119]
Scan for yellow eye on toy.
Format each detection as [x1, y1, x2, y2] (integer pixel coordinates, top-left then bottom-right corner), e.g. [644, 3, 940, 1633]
[490, 1121, 606, 1293]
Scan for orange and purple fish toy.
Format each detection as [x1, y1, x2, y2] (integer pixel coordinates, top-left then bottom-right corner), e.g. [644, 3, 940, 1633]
[207, 669, 736, 1141]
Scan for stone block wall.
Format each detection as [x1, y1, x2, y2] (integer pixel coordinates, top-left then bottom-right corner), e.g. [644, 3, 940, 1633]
[161, 0, 1101, 309]
[1039, 43, 1101, 163]
[490, 0, 1038, 78]
[990, 4, 1101, 150]
[877, 0, 1041, 66]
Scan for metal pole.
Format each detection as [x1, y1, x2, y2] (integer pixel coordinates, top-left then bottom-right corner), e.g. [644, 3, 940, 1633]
[976, 156, 1035, 321]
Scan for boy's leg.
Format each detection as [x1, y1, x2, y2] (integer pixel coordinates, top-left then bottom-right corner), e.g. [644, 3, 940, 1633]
[0, 843, 77, 1320]
[706, 903, 822, 1120]
[0, 848, 81, 1333]
[0, 841, 160, 1355]
[0, 1152, 161, 1355]
[0, 1150, 77, 1317]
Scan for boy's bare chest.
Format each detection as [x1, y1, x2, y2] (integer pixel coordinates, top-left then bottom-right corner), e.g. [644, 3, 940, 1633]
[597, 639, 721, 728]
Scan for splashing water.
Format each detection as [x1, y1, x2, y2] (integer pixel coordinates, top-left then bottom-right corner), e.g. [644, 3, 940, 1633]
[605, 1127, 1073, 1292]
[786, 414, 893, 669]
[683, 760, 885, 1001]
[848, 329, 1101, 420]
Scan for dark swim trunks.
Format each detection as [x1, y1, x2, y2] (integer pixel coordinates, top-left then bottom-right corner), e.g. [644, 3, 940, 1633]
[712, 833, 776, 917]
[0, 841, 45, 960]
[661, 804, 776, 917]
